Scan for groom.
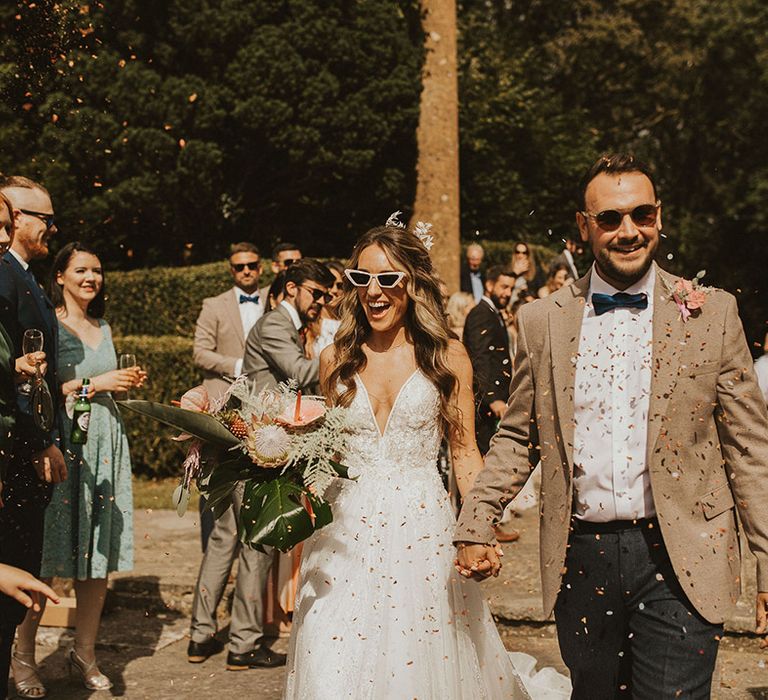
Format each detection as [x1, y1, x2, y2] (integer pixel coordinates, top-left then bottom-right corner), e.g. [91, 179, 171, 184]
[456, 153, 768, 698]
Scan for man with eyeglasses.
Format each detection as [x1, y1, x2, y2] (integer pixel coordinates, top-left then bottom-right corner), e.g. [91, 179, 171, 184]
[0, 176, 66, 688]
[188, 242, 287, 671]
[456, 152, 768, 698]
[243, 259, 334, 393]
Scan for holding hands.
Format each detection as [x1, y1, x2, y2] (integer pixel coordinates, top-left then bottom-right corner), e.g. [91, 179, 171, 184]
[455, 542, 504, 580]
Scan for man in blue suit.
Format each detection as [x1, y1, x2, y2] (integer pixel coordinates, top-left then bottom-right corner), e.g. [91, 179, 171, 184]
[0, 176, 66, 692]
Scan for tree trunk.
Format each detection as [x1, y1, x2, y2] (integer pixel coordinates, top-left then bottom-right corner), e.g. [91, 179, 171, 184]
[411, 0, 460, 292]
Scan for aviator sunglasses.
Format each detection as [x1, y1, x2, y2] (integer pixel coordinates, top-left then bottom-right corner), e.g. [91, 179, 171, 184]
[581, 202, 660, 231]
[231, 261, 260, 272]
[344, 269, 406, 288]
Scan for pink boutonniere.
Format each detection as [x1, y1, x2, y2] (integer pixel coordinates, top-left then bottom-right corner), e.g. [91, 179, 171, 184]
[670, 271, 712, 322]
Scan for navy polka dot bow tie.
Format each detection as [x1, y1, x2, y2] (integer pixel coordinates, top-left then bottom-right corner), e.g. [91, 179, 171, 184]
[591, 292, 648, 316]
[239, 294, 259, 304]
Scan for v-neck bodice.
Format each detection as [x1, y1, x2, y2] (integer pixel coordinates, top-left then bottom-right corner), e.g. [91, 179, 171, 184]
[343, 370, 442, 480]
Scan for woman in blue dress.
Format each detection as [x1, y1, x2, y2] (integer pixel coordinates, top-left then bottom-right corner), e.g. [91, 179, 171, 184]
[13, 242, 145, 696]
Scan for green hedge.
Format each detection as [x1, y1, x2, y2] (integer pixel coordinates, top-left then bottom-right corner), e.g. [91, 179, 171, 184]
[106, 242, 563, 338]
[114, 334, 200, 478]
[109, 241, 563, 477]
[107, 261, 276, 338]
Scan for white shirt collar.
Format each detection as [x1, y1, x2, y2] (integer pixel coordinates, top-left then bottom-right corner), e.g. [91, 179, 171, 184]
[280, 299, 302, 331]
[233, 286, 259, 301]
[588, 262, 656, 299]
[481, 295, 500, 312]
[9, 248, 29, 270]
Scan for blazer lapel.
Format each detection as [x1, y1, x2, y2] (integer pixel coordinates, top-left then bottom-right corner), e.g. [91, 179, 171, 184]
[224, 291, 246, 347]
[549, 273, 590, 473]
[645, 264, 685, 465]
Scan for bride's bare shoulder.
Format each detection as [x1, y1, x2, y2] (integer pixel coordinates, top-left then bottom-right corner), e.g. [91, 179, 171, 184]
[319, 345, 338, 382]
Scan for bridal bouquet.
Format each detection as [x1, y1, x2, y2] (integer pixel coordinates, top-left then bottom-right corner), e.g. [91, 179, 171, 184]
[119, 379, 350, 551]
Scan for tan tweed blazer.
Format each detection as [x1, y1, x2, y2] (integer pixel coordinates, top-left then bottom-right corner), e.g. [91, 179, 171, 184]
[455, 263, 768, 623]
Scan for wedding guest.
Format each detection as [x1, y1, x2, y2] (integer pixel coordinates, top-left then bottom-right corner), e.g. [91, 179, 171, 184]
[460, 243, 485, 302]
[509, 241, 544, 301]
[306, 260, 343, 358]
[189, 242, 283, 670]
[549, 234, 580, 280]
[462, 266, 515, 455]
[266, 271, 287, 311]
[0, 194, 54, 700]
[243, 259, 333, 393]
[257, 243, 302, 312]
[445, 292, 475, 338]
[13, 243, 146, 694]
[537, 262, 572, 298]
[0, 176, 67, 699]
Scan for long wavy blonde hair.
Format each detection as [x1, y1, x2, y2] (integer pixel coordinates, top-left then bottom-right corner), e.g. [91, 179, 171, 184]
[322, 226, 462, 437]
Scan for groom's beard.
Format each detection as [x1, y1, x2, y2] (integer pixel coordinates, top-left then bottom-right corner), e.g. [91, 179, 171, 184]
[596, 237, 658, 287]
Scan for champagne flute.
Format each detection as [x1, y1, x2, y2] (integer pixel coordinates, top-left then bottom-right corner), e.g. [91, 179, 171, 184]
[116, 353, 137, 401]
[20, 329, 44, 395]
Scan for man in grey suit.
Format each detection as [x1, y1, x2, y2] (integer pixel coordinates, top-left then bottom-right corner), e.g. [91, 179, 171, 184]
[244, 258, 334, 391]
[188, 243, 286, 670]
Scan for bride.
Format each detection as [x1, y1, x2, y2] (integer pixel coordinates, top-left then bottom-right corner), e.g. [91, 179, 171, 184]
[284, 223, 567, 699]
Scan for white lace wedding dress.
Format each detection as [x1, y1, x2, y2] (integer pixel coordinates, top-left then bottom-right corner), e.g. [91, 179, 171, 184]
[284, 371, 569, 699]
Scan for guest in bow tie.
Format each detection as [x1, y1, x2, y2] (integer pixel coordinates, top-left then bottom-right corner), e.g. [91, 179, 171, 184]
[457, 152, 768, 698]
[189, 242, 286, 671]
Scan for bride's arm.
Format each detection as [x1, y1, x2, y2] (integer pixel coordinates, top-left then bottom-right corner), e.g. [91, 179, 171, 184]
[319, 345, 336, 405]
[446, 339, 486, 499]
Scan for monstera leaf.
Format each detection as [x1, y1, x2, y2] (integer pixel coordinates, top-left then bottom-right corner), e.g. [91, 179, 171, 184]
[118, 400, 240, 448]
[238, 475, 333, 551]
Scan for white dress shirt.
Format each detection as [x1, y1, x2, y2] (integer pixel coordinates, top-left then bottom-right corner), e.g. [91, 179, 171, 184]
[9, 248, 29, 270]
[572, 264, 655, 522]
[754, 354, 768, 404]
[469, 271, 484, 302]
[280, 299, 303, 331]
[233, 286, 264, 376]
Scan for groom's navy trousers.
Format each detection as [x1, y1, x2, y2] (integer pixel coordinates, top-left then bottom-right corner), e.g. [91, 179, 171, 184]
[554, 518, 722, 699]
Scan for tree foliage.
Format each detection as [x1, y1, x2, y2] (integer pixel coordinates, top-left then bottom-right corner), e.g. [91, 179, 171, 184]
[458, 0, 768, 347]
[0, 0, 766, 344]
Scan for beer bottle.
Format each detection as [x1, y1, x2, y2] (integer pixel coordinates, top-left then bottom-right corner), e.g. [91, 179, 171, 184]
[71, 378, 91, 445]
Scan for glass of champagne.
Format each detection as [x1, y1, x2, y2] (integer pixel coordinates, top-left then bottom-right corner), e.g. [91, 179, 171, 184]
[20, 329, 44, 395]
[116, 353, 137, 401]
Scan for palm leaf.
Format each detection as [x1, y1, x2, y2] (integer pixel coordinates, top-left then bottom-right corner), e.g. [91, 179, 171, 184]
[238, 476, 317, 552]
[118, 400, 240, 448]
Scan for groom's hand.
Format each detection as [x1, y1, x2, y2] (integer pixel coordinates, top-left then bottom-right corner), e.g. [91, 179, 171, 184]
[455, 542, 502, 580]
[756, 592, 768, 635]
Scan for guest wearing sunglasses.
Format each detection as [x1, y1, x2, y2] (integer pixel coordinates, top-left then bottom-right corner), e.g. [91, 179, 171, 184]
[188, 242, 288, 671]
[305, 260, 344, 359]
[243, 258, 334, 393]
[509, 241, 545, 302]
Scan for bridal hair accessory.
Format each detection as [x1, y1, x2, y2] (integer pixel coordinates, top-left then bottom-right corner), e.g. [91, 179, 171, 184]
[385, 211, 435, 251]
[663, 270, 712, 322]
